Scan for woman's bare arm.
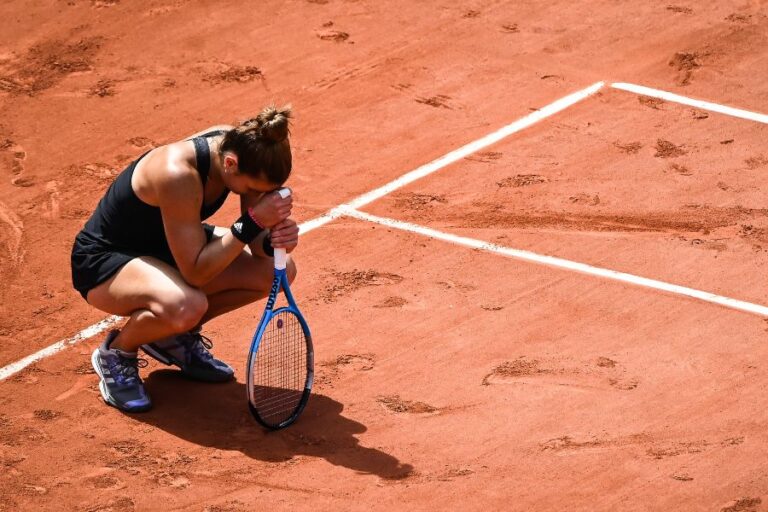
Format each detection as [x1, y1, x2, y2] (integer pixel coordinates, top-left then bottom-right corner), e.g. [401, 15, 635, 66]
[157, 163, 245, 287]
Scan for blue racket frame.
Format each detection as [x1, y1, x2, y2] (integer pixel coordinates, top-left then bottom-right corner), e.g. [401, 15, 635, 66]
[246, 267, 314, 430]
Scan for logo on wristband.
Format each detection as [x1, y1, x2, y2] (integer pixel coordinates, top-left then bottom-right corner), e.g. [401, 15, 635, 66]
[231, 213, 264, 244]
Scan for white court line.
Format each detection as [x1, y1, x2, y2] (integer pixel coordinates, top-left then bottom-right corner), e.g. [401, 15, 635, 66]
[612, 82, 768, 124]
[343, 81, 605, 211]
[0, 316, 122, 381]
[0, 82, 604, 382]
[339, 206, 768, 317]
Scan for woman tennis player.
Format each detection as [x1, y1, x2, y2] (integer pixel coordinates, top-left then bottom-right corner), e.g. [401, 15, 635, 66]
[70, 105, 298, 412]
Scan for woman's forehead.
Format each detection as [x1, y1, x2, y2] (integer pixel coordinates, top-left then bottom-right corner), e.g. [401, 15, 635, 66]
[245, 174, 281, 192]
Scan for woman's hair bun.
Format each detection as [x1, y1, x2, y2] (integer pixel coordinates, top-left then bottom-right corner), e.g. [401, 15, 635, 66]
[248, 105, 292, 143]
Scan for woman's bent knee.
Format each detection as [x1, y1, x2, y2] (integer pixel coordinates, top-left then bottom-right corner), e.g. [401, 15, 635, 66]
[160, 289, 208, 333]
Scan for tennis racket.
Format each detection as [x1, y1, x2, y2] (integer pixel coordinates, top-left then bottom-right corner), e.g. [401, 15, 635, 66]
[246, 188, 314, 429]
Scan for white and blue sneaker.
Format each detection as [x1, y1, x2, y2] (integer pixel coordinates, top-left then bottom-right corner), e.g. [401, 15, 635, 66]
[91, 330, 152, 413]
[140, 330, 234, 383]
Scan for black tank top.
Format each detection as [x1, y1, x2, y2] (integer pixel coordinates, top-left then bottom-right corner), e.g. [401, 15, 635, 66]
[81, 130, 229, 256]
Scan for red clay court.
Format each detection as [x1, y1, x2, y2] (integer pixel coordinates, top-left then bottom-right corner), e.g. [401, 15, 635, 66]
[1, 1, 768, 511]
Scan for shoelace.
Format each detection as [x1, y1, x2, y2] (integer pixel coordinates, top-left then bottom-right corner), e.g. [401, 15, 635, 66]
[109, 354, 148, 385]
[180, 333, 215, 363]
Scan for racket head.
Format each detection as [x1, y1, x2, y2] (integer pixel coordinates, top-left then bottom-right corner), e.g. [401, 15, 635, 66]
[247, 277, 314, 430]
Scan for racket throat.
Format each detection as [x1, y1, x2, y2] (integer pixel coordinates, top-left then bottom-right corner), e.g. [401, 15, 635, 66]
[265, 272, 284, 311]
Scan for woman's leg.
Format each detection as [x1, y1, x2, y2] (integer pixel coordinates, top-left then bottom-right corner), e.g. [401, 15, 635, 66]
[86, 256, 206, 412]
[87, 256, 208, 352]
[197, 227, 297, 326]
[137, 234, 297, 382]
[199, 252, 297, 324]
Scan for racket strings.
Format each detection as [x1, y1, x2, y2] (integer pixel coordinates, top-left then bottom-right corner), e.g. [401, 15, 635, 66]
[251, 310, 308, 425]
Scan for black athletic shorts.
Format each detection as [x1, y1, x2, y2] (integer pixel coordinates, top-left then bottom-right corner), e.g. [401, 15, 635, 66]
[71, 223, 216, 300]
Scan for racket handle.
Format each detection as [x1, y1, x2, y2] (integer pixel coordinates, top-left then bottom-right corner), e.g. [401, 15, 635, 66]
[274, 187, 291, 270]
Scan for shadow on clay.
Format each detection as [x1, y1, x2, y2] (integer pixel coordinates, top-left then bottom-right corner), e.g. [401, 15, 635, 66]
[136, 369, 414, 480]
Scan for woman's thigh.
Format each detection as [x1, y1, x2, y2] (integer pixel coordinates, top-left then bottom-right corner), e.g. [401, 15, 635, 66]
[86, 256, 205, 317]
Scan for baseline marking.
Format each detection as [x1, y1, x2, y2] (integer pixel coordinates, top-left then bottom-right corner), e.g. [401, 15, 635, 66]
[339, 206, 768, 317]
[0, 82, 605, 382]
[612, 82, 768, 124]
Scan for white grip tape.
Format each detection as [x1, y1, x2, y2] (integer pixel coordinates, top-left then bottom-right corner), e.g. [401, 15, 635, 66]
[274, 188, 291, 270]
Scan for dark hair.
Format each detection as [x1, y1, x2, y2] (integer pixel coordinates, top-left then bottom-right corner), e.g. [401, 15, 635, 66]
[220, 105, 292, 184]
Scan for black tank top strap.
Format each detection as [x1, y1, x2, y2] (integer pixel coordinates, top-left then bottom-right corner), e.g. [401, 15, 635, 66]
[191, 129, 230, 218]
[192, 137, 211, 186]
[191, 129, 227, 187]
